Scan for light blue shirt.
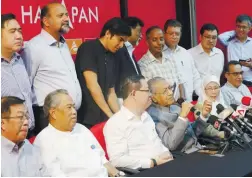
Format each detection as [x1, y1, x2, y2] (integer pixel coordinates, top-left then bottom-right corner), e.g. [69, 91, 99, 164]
[1, 136, 47, 177]
[227, 37, 252, 82]
[21, 29, 82, 108]
[221, 82, 252, 106]
[1, 53, 34, 129]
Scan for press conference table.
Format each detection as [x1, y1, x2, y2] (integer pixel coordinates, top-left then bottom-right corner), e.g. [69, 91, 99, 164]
[132, 149, 252, 177]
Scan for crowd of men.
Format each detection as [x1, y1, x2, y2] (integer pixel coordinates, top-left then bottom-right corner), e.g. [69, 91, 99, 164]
[1, 2, 252, 177]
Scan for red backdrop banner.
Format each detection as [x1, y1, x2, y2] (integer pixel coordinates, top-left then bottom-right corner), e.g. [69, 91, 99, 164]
[1, 0, 121, 56]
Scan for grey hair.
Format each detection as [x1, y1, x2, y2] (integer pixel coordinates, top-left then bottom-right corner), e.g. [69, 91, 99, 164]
[147, 77, 166, 93]
[148, 77, 174, 94]
[43, 89, 69, 119]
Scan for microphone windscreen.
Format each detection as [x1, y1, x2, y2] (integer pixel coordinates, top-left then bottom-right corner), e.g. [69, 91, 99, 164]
[241, 96, 252, 106]
[216, 103, 225, 114]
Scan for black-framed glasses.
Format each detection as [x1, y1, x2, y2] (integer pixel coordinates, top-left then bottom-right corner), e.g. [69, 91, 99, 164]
[227, 71, 244, 77]
[2, 113, 29, 121]
[236, 25, 249, 30]
[138, 89, 151, 95]
[203, 35, 217, 40]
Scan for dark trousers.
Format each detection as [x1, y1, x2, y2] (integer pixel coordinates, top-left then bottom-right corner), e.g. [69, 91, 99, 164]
[33, 106, 48, 135]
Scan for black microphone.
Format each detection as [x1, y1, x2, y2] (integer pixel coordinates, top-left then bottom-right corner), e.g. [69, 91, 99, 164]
[190, 107, 201, 117]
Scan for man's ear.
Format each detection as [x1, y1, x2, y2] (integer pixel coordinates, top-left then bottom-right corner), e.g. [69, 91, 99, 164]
[151, 95, 158, 103]
[42, 16, 50, 27]
[1, 120, 6, 131]
[199, 35, 202, 42]
[49, 108, 56, 120]
[224, 72, 228, 79]
[105, 30, 111, 39]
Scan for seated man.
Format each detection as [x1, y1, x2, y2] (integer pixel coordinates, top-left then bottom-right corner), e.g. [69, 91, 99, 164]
[104, 75, 173, 169]
[147, 77, 224, 153]
[218, 14, 252, 86]
[1, 96, 47, 177]
[33, 89, 123, 177]
[222, 61, 252, 106]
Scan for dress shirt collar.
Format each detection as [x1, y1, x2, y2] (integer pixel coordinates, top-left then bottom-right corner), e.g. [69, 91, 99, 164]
[233, 36, 252, 44]
[125, 41, 134, 49]
[225, 81, 243, 90]
[40, 29, 65, 46]
[163, 45, 181, 53]
[1, 52, 21, 63]
[48, 123, 72, 135]
[197, 43, 220, 55]
[145, 50, 168, 64]
[1, 136, 25, 153]
[121, 106, 149, 122]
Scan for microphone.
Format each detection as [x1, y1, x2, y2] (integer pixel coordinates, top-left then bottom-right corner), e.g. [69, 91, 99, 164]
[190, 107, 200, 117]
[216, 104, 244, 134]
[241, 96, 252, 107]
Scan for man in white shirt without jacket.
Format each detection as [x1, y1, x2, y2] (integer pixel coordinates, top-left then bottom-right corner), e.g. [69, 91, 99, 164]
[188, 23, 224, 80]
[162, 19, 201, 101]
[21, 2, 82, 134]
[33, 89, 123, 177]
[104, 75, 173, 169]
[218, 14, 252, 85]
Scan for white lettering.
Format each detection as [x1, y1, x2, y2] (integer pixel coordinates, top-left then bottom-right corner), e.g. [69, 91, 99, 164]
[79, 7, 89, 23]
[72, 7, 78, 23]
[88, 7, 99, 23]
[21, 6, 33, 24]
[34, 6, 41, 23]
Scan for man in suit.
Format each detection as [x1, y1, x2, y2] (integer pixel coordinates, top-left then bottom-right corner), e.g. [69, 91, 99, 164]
[147, 77, 223, 153]
[114, 17, 144, 98]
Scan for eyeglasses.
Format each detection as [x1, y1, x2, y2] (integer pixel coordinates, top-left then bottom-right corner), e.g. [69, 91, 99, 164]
[203, 35, 217, 40]
[227, 71, 244, 77]
[138, 89, 151, 93]
[205, 87, 220, 91]
[165, 32, 181, 37]
[154, 85, 175, 95]
[236, 25, 249, 30]
[2, 113, 29, 121]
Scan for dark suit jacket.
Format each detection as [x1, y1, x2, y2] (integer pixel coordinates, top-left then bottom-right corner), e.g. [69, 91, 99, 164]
[114, 45, 141, 97]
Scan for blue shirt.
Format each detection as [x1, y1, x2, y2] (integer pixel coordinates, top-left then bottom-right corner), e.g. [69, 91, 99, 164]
[227, 37, 252, 82]
[1, 53, 34, 128]
[21, 29, 82, 108]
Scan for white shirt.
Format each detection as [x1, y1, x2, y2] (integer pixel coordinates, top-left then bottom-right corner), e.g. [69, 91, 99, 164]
[227, 37, 252, 82]
[103, 106, 170, 169]
[188, 43, 224, 80]
[163, 45, 202, 101]
[221, 82, 252, 106]
[125, 41, 139, 74]
[22, 29, 82, 109]
[34, 123, 108, 177]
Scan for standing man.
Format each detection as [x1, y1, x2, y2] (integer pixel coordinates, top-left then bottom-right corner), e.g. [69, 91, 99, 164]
[1, 13, 35, 133]
[138, 26, 186, 102]
[75, 17, 131, 128]
[188, 23, 224, 80]
[114, 17, 144, 97]
[21, 2, 82, 134]
[218, 14, 252, 86]
[163, 19, 201, 101]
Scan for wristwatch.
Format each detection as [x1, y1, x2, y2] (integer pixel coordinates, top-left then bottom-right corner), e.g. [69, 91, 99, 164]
[151, 158, 157, 167]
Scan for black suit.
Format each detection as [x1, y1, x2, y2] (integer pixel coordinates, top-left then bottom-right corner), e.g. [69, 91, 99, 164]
[114, 45, 141, 97]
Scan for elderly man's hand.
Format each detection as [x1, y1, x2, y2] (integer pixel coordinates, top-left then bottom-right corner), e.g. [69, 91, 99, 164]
[202, 100, 213, 118]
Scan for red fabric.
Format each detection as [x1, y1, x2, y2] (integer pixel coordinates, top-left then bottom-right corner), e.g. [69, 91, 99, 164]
[187, 101, 198, 122]
[29, 136, 36, 144]
[90, 121, 109, 159]
[248, 87, 252, 94]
